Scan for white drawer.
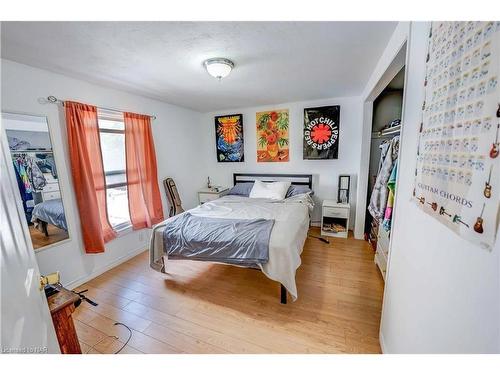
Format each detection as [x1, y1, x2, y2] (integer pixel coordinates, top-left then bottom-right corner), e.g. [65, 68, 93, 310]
[42, 182, 60, 192]
[323, 206, 349, 219]
[42, 191, 61, 201]
[374, 250, 387, 280]
[377, 226, 390, 254]
[375, 250, 387, 270]
[377, 242, 389, 260]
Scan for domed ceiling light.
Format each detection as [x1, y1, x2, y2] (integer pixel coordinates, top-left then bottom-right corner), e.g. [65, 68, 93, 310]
[203, 58, 234, 80]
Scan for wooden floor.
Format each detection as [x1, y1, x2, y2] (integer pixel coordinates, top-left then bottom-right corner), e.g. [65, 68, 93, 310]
[29, 224, 68, 249]
[73, 227, 385, 354]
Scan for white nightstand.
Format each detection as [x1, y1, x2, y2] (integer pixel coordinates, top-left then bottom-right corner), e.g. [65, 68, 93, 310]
[321, 200, 350, 238]
[198, 187, 229, 204]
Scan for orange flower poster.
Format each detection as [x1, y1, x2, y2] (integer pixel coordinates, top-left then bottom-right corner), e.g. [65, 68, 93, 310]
[256, 109, 289, 162]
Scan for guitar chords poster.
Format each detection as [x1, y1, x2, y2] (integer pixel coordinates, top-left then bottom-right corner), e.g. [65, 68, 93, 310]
[413, 21, 500, 250]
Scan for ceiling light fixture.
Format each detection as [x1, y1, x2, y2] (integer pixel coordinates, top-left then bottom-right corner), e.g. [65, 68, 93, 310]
[203, 58, 234, 80]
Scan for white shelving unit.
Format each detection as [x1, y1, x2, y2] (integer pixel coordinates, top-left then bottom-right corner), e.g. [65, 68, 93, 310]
[321, 200, 350, 238]
[374, 225, 391, 280]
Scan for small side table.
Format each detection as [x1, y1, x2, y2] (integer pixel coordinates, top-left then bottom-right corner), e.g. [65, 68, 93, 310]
[198, 187, 229, 204]
[321, 200, 350, 238]
[47, 286, 82, 354]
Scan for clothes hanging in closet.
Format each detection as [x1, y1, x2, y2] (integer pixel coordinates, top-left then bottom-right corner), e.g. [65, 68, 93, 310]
[36, 153, 58, 178]
[377, 141, 391, 174]
[12, 154, 48, 223]
[368, 136, 399, 221]
[382, 160, 398, 231]
[13, 158, 33, 193]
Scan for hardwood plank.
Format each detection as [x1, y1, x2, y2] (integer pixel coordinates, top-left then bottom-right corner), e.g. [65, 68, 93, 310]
[85, 300, 152, 333]
[77, 284, 132, 309]
[87, 314, 134, 343]
[74, 320, 106, 347]
[85, 298, 227, 353]
[79, 341, 95, 354]
[72, 305, 100, 324]
[84, 310, 180, 354]
[117, 345, 143, 354]
[126, 330, 181, 354]
[143, 322, 230, 354]
[92, 336, 124, 354]
[172, 304, 340, 353]
[123, 301, 270, 354]
[74, 228, 383, 353]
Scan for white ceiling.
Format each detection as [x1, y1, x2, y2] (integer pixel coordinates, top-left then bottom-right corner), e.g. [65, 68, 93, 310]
[1, 22, 397, 112]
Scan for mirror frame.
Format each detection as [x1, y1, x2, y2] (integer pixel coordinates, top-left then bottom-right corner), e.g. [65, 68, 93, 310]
[2, 110, 73, 253]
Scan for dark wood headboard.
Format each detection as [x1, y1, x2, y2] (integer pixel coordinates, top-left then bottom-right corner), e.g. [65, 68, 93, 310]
[233, 173, 313, 189]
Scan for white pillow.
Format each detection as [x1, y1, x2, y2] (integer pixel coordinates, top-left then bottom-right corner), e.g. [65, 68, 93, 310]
[249, 180, 291, 200]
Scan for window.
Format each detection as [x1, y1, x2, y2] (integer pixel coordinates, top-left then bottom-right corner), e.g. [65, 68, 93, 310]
[98, 112, 131, 231]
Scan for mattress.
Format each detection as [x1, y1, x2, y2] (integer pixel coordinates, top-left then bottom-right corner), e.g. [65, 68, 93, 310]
[150, 194, 313, 300]
[31, 198, 68, 231]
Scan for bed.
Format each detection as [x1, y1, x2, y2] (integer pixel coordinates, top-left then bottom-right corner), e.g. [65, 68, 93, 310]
[149, 173, 313, 303]
[31, 198, 68, 235]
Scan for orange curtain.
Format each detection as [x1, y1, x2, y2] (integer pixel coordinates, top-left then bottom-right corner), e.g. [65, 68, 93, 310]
[124, 112, 164, 229]
[65, 101, 116, 253]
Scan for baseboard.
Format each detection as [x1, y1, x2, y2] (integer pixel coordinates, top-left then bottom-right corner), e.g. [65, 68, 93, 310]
[65, 244, 147, 290]
[379, 331, 387, 354]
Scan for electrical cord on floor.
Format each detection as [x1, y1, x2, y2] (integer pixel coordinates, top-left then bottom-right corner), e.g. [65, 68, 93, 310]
[71, 287, 133, 354]
[84, 322, 132, 354]
[113, 322, 133, 354]
[308, 235, 330, 244]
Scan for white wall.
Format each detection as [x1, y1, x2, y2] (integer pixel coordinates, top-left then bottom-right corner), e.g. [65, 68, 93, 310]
[377, 23, 500, 353]
[200, 97, 364, 227]
[1, 59, 204, 288]
[372, 91, 403, 132]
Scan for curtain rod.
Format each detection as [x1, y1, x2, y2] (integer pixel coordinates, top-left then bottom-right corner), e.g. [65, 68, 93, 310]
[46, 96, 157, 120]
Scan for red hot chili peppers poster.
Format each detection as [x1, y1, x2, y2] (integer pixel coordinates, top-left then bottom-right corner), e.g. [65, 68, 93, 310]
[303, 105, 340, 159]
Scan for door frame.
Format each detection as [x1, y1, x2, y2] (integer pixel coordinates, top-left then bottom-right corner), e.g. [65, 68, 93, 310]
[354, 34, 409, 241]
[355, 23, 415, 353]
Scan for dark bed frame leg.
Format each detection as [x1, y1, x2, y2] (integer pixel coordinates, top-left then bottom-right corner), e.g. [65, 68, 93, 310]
[42, 221, 49, 237]
[280, 284, 287, 304]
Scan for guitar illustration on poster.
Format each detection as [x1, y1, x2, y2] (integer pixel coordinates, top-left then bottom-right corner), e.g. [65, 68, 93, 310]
[484, 165, 492, 198]
[473, 203, 486, 234]
[489, 105, 500, 158]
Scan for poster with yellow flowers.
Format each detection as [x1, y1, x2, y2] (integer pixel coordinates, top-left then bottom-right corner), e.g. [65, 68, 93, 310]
[256, 109, 289, 162]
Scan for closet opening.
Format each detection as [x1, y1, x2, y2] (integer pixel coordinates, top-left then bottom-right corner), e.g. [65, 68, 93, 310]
[365, 66, 405, 280]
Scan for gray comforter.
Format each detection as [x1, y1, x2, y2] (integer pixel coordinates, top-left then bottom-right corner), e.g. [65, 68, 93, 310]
[31, 198, 68, 231]
[163, 212, 274, 266]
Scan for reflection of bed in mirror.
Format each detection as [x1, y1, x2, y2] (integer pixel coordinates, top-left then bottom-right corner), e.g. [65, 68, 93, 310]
[3, 112, 70, 250]
[32, 198, 68, 234]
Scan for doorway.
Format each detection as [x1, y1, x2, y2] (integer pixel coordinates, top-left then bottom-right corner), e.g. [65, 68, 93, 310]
[356, 41, 408, 282]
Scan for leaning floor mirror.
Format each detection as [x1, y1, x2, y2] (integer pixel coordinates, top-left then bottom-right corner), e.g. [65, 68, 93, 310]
[2, 112, 70, 250]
